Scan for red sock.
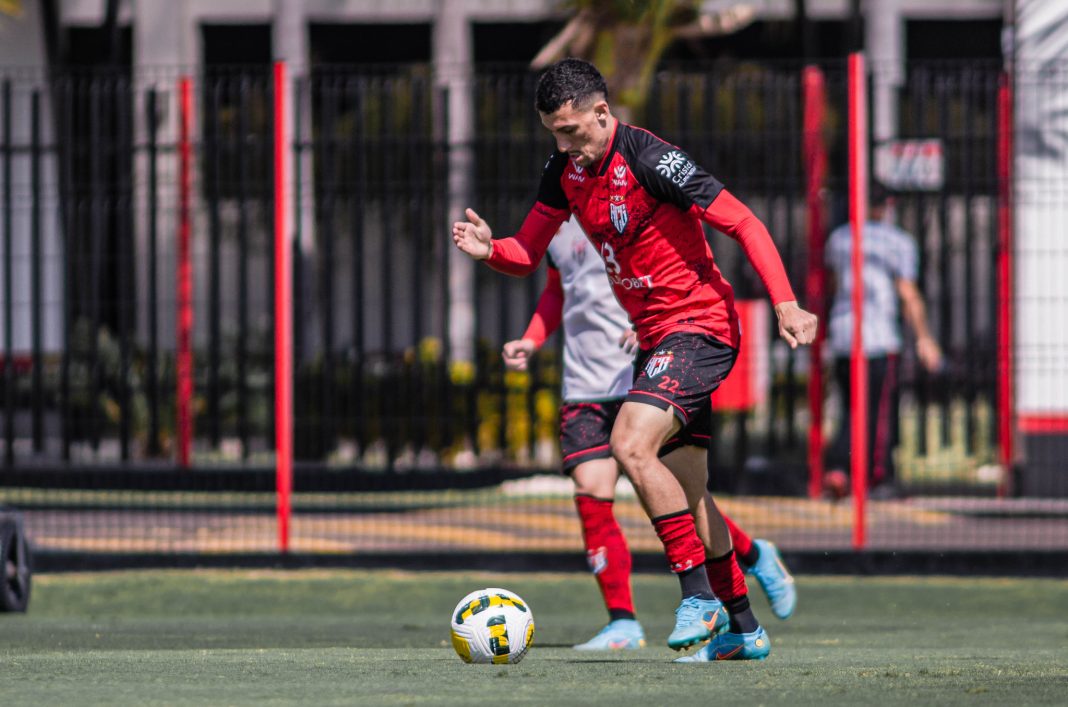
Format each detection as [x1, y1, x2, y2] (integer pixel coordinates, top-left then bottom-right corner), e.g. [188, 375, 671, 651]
[652, 511, 706, 574]
[723, 513, 754, 560]
[575, 495, 634, 616]
[705, 550, 749, 602]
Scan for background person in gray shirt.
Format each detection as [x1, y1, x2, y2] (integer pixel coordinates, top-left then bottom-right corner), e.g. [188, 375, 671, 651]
[824, 183, 943, 499]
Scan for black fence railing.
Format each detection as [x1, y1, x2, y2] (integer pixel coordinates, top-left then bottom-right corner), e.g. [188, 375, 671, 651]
[0, 61, 1009, 479]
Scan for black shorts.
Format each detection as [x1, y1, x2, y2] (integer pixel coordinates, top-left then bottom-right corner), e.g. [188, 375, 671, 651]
[559, 400, 623, 472]
[628, 332, 738, 426]
[559, 398, 711, 474]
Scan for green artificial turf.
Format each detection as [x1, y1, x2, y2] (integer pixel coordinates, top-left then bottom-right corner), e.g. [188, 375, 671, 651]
[0, 570, 1066, 706]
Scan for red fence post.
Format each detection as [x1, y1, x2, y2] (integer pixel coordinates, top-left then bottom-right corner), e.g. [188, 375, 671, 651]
[848, 53, 869, 550]
[996, 72, 1015, 498]
[803, 65, 828, 500]
[176, 77, 194, 469]
[274, 61, 293, 553]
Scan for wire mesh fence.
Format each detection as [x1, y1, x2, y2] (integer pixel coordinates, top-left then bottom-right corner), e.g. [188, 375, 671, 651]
[0, 60, 1065, 560]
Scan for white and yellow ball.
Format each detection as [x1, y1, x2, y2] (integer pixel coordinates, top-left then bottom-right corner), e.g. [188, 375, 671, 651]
[449, 588, 535, 664]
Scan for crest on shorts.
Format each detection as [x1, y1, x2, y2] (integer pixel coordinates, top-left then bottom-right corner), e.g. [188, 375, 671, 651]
[644, 350, 674, 378]
[609, 201, 628, 234]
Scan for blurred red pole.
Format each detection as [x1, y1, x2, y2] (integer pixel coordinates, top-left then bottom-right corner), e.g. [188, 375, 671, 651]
[848, 53, 868, 550]
[273, 61, 293, 553]
[996, 72, 1015, 498]
[176, 77, 193, 469]
[803, 65, 828, 500]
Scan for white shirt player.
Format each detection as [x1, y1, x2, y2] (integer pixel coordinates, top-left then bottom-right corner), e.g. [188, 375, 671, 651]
[547, 218, 635, 402]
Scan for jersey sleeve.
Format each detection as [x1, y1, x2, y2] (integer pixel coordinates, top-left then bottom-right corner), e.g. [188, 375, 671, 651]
[520, 265, 564, 348]
[627, 128, 724, 211]
[484, 154, 570, 277]
[535, 152, 570, 210]
[702, 189, 797, 306]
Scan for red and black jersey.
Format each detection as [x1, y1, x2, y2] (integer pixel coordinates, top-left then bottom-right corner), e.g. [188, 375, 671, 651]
[486, 121, 795, 349]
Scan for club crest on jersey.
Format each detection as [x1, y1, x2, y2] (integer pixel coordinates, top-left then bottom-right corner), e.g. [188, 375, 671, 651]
[644, 350, 674, 378]
[609, 202, 628, 234]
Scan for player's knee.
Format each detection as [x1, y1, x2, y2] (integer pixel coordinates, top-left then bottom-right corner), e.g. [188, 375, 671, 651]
[609, 433, 655, 475]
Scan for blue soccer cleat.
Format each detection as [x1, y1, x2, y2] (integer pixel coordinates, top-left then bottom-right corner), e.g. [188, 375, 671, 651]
[674, 626, 771, 662]
[667, 596, 728, 650]
[572, 618, 646, 650]
[748, 539, 796, 620]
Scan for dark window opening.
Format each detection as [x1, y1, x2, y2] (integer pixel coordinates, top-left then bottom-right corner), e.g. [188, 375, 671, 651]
[61, 26, 134, 335]
[201, 24, 273, 201]
[309, 23, 431, 65]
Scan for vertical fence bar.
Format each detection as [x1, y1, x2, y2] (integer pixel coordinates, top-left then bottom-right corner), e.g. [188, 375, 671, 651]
[176, 76, 194, 468]
[803, 65, 828, 499]
[30, 90, 44, 453]
[319, 77, 336, 458]
[207, 78, 225, 452]
[88, 80, 104, 452]
[146, 88, 161, 456]
[410, 80, 426, 456]
[381, 78, 396, 465]
[351, 77, 366, 458]
[936, 74, 952, 448]
[292, 74, 304, 433]
[204, 79, 222, 452]
[2, 79, 13, 466]
[961, 71, 977, 456]
[117, 76, 132, 461]
[912, 69, 930, 458]
[996, 72, 1015, 497]
[236, 77, 250, 458]
[848, 53, 869, 550]
[273, 61, 293, 553]
[60, 79, 73, 461]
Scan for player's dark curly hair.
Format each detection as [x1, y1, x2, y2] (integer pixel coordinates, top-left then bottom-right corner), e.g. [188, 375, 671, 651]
[535, 58, 608, 114]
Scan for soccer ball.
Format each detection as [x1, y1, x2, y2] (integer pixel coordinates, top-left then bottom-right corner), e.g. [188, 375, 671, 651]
[449, 587, 535, 664]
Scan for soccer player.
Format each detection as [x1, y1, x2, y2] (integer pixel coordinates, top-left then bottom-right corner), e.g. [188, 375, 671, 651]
[502, 216, 797, 651]
[452, 58, 817, 662]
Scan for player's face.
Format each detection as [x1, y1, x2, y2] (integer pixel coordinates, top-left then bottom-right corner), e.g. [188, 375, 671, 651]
[539, 98, 613, 169]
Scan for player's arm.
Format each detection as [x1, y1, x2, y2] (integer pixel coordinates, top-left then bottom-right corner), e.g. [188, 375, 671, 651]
[451, 152, 570, 276]
[703, 191, 817, 348]
[896, 277, 943, 371]
[628, 130, 817, 348]
[485, 204, 568, 276]
[502, 266, 564, 372]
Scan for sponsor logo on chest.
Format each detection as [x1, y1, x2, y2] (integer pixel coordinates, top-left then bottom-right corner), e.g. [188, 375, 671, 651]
[568, 161, 586, 183]
[644, 350, 674, 378]
[611, 163, 628, 189]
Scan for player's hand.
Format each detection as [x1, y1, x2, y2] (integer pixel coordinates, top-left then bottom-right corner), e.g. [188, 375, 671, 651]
[618, 328, 639, 355]
[917, 335, 943, 372]
[452, 208, 494, 260]
[502, 338, 538, 371]
[774, 300, 818, 349]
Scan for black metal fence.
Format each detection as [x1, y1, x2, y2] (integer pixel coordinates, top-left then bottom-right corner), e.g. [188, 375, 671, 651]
[1, 60, 1063, 559]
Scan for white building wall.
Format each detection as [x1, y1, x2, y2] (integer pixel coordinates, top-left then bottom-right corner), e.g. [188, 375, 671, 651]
[1014, 0, 1068, 423]
[0, 4, 63, 354]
